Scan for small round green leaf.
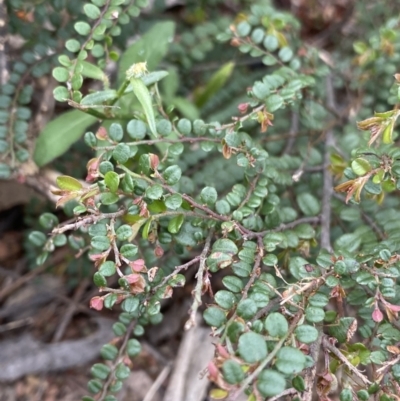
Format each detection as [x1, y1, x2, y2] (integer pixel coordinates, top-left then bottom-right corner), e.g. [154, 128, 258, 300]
[276, 346, 306, 374]
[91, 363, 110, 380]
[222, 276, 244, 293]
[127, 338, 142, 357]
[104, 171, 120, 193]
[120, 244, 138, 260]
[91, 236, 110, 251]
[238, 332, 267, 363]
[52, 67, 69, 83]
[100, 344, 118, 360]
[163, 165, 182, 185]
[165, 194, 182, 210]
[203, 306, 226, 328]
[116, 224, 133, 241]
[115, 363, 130, 380]
[74, 21, 91, 35]
[177, 118, 192, 135]
[222, 360, 244, 384]
[215, 290, 237, 310]
[112, 143, 130, 163]
[264, 313, 288, 338]
[257, 369, 286, 397]
[29, 231, 47, 247]
[127, 119, 147, 139]
[99, 261, 116, 277]
[122, 297, 139, 314]
[237, 299, 257, 319]
[84, 3, 101, 19]
[200, 186, 218, 206]
[297, 193, 321, 216]
[295, 325, 319, 344]
[168, 214, 184, 234]
[146, 184, 163, 199]
[305, 307, 325, 323]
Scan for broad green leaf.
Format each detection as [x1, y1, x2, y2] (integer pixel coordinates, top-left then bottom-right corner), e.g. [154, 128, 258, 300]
[194, 62, 234, 108]
[118, 21, 175, 81]
[34, 111, 97, 166]
[56, 175, 83, 191]
[130, 77, 157, 138]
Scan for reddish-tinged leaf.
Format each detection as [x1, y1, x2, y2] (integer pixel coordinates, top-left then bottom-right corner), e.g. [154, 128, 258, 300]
[125, 273, 141, 284]
[130, 259, 146, 272]
[149, 153, 159, 170]
[96, 126, 108, 140]
[216, 344, 230, 358]
[372, 307, 383, 322]
[208, 361, 219, 380]
[90, 296, 104, 310]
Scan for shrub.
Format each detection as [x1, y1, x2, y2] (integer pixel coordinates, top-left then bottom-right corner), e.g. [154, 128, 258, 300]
[2, 0, 400, 400]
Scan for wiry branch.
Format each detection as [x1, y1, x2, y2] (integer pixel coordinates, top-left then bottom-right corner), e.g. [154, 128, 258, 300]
[184, 229, 214, 330]
[320, 74, 336, 251]
[51, 209, 126, 235]
[282, 111, 299, 155]
[322, 335, 371, 387]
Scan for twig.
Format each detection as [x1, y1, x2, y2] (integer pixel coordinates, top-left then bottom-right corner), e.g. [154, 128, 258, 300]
[320, 75, 336, 252]
[51, 208, 126, 235]
[333, 193, 386, 240]
[269, 388, 298, 401]
[0, 317, 33, 333]
[0, 250, 68, 302]
[228, 311, 303, 401]
[322, 335, 371, 386]
[152, 256, 201, 293]
[0, 0, 9, 86]
[222, 237, 264, 341]
[95, 136, 221, 150]
[143, 363, 172, 401]
[52, 278, 89, 342]
[236, 174, 260, 211]
[303, 330, 323, 401]
[98, 319, 137, 401]
[282, 111, 299, 155]
[185, 229, 214, 330]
